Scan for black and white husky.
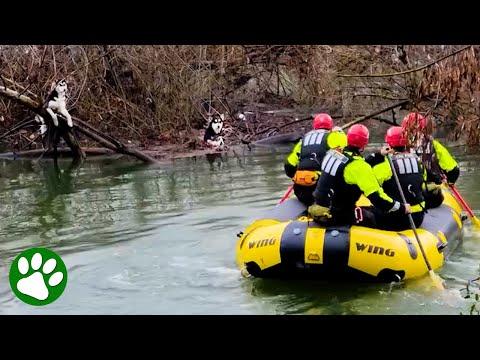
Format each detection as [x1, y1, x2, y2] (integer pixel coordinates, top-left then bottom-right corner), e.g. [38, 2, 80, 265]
[204, 114, 225, 149]
[36, 79, 73, 128]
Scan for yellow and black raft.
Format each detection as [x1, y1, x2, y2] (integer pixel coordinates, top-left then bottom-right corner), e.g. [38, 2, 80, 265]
[236, 188, 464, 283]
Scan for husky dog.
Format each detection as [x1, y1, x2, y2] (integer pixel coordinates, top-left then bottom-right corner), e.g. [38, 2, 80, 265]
[45, 79, 73, 127]
[204, 113, 225, 149]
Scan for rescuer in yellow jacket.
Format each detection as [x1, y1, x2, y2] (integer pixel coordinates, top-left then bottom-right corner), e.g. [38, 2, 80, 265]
[284, 113, 347, 206]
[402, 112, 460, 209]
[365, 126, 426, 231]
[308, 124, 411, 227]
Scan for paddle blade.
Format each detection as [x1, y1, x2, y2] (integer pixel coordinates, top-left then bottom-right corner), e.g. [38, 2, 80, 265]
[429, 270, 445, 290]
[471, 215, 480, 229]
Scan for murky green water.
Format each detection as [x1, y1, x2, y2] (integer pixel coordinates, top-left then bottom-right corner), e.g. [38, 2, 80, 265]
[0, 144, 479, 314]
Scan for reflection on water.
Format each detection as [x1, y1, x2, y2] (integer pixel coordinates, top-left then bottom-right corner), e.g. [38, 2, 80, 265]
[0, 144, 479, 314]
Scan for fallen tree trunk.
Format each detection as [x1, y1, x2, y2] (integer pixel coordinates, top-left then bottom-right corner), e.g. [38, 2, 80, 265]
[72, 116, 124, 148]
[74, 125, 159, 164]
[47, 120, 86, 161]
[253, 132, 302, 146]
[0, 85, 41, 110]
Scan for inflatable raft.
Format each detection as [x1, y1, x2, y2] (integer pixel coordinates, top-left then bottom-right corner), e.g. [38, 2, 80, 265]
[236, 188, 464, 283]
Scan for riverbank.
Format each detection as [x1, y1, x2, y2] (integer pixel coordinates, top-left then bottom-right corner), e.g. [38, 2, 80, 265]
[0, 101, 472, 164]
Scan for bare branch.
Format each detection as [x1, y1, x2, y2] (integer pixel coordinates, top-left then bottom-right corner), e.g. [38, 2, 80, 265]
[337, 46, 472, 78]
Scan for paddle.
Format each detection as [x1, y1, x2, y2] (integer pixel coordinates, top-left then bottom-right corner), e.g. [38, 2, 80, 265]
[278, 184, 294, 204]
[442, 175, 480, 228]
[387, 154, 445, 290]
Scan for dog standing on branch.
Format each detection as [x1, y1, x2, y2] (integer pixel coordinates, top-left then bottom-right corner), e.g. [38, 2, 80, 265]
[43, 79, 73, 128]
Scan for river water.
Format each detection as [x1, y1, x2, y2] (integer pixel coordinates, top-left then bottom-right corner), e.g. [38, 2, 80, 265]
[0, 144, 479, 314]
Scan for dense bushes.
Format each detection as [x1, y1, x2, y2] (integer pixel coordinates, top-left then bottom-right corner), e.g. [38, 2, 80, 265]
[0, 45, 478, 149]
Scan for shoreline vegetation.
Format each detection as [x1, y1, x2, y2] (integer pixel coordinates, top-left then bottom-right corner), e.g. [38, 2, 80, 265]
[1, 45, 479, 163]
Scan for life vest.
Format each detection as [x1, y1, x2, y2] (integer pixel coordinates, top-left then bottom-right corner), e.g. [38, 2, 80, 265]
[415, 136, 442, 178]
[313, 149, 360, 215]
[383, 153, 424, 206]
[298, 129, 330, 171]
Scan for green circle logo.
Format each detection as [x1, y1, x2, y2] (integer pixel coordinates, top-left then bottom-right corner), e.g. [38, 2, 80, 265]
[9, 248, 68, 306]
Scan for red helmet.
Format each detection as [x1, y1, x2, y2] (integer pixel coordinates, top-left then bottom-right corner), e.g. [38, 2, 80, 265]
[385, 126, 406, 148]
[401, 112, 427, 132]
[347, 124, 369, 149]
[312, 113, 333, 130]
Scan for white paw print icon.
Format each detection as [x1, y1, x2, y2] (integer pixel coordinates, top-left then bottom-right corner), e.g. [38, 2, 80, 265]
[16, 252, 64, 301]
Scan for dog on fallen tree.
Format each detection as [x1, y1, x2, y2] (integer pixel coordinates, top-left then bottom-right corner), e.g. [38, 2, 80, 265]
[36, 79, 73, 129]
[204, 113, 225, 150]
